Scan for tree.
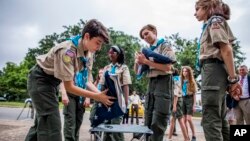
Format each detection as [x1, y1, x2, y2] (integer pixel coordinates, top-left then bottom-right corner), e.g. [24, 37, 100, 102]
[0, 22, 246, 101]
[166, 33, 246, 77]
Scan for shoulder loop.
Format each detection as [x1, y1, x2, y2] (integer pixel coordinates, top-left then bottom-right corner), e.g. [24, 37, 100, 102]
[208, 15, 225, 26]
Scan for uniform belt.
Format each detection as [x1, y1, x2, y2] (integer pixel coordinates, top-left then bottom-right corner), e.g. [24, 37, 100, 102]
[201, 58, 224, 67]
[240, 97, 250, 100]
[183, 95, 193, 98]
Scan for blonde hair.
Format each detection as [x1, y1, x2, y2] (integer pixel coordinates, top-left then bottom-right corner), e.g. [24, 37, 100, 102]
[180, 66, 197, 94]
[195, 0, 230, 20]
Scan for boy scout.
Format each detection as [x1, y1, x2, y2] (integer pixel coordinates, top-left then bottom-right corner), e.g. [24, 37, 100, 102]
[25, 19, 114, 141]
[61, 48, 93, 141]
[195, 0, 242, 140]
[134, 24, 176, 141]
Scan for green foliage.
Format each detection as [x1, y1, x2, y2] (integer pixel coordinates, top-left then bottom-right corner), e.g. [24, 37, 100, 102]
[0, 21, 246, 101]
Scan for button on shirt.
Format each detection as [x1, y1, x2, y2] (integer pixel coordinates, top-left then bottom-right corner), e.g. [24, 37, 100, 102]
[240, 75, 249, 99]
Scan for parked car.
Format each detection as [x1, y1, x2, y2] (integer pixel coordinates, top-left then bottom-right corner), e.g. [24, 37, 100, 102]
[0, 97, 7, 101]
[194, 105, 202, 113]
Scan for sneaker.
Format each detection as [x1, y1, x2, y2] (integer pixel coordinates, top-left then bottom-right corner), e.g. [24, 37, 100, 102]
[191, 136, 196, 141]
[173, 132, 178, 136]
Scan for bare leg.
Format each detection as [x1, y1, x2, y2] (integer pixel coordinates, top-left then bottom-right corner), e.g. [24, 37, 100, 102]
[168, 116, 176, 140]
[178, 117, 190, 141]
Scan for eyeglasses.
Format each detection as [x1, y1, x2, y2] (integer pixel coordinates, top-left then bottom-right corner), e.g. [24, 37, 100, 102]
[108, 50, 118, 55]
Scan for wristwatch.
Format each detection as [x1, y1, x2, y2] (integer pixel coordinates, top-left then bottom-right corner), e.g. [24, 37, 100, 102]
[227, 75, 239, 84]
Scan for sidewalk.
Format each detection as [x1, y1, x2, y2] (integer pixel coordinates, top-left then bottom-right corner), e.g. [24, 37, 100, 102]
[0, 110, 205, 141]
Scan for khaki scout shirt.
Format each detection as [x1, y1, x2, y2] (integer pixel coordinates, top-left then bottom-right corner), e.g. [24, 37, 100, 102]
[199, 17, 236, 62]
[174, 79, 182, 97]
[36, 38, 93, 81]
[146, 39, 176, 78]
[99, 63, 132, 86]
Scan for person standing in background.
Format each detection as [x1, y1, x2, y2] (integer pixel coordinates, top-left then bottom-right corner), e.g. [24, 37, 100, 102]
[130, 91, 141, 125]
[180, 66, 197, 141]
[234, 65, 250, 124]
[168, 68, 189, 141]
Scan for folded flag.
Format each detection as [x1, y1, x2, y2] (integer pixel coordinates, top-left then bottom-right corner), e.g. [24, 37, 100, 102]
[137, 48, 175, 80]
[90, 71, 126, 127]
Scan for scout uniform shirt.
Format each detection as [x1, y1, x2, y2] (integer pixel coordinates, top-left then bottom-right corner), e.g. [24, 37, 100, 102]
[199, 16, 236, 63]
[146, 39, 176, 78]
[173, 76, 182, 97]
[36, 38, 93, 82]
[99, 63, 132, 86]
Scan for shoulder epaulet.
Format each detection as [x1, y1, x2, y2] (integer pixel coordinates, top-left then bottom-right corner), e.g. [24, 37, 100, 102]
[208, 16, 225, 25]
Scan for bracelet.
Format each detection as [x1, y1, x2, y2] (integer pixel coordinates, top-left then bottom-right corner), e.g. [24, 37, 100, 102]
[227, 75, 239, 84]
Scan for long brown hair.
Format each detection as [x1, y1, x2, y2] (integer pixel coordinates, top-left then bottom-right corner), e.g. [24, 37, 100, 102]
[180, 66, 197, 94]
[195, 0, 230, 20]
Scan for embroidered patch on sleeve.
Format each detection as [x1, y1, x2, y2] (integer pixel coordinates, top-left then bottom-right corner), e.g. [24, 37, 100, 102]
[63, 54, 71, 63]
[62, 49, 76, 63]
[65, 49, 76, 57]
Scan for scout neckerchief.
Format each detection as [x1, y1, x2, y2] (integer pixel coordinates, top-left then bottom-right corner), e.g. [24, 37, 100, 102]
[111, 65, 116, 74]
[195, 23, 208, 72]
[69, 35, 88, 103]
[195, 15, 224, 72]
[182, 80, 188, 96]
[136, 38, 165, 80]
[150, 38, 165, 51]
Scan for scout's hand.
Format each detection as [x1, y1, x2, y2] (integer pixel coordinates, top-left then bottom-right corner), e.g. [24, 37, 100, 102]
[134, 52, 142, 65]
[137, 53, 147, 65]
[97, 89, 115, 107]
[62, 95, 69, 106]
[229, 83, 242, 101]
[84, 98, 90, 107]
[172, 106, 177, 112]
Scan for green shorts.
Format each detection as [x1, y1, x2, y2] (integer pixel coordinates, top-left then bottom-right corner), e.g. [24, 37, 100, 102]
[172, 97, 183, 119]
[182, 95, 194, 115]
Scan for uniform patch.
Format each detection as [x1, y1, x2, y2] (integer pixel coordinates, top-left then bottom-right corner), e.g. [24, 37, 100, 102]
[63, 54, 71, 63]
[65, 49, 76, 57]
[210, 16, 223, 30]
[62, 49, 76, 63]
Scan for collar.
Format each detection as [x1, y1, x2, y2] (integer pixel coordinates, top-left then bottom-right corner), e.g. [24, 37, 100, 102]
[241, 75, 247, 79]
[109, 63, 121, 68]
[76, 38, 88, 58]
[150, 38, 165, 51]
[151, 39, 158, 47]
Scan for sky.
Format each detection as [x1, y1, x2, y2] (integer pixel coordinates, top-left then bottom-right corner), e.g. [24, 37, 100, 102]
[0, 0, 249, 70]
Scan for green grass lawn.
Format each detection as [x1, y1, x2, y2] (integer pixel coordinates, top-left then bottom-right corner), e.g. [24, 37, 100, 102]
[0, 101, 91, 111]
[0, 101, 201, 117]
[0, 101, 25, 108]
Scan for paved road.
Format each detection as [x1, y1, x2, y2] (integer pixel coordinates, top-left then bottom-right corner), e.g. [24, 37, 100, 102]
[0, 107, 205, 141]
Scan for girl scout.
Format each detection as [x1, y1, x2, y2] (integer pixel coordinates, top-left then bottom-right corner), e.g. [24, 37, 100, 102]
[194, 0, 242, 140]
